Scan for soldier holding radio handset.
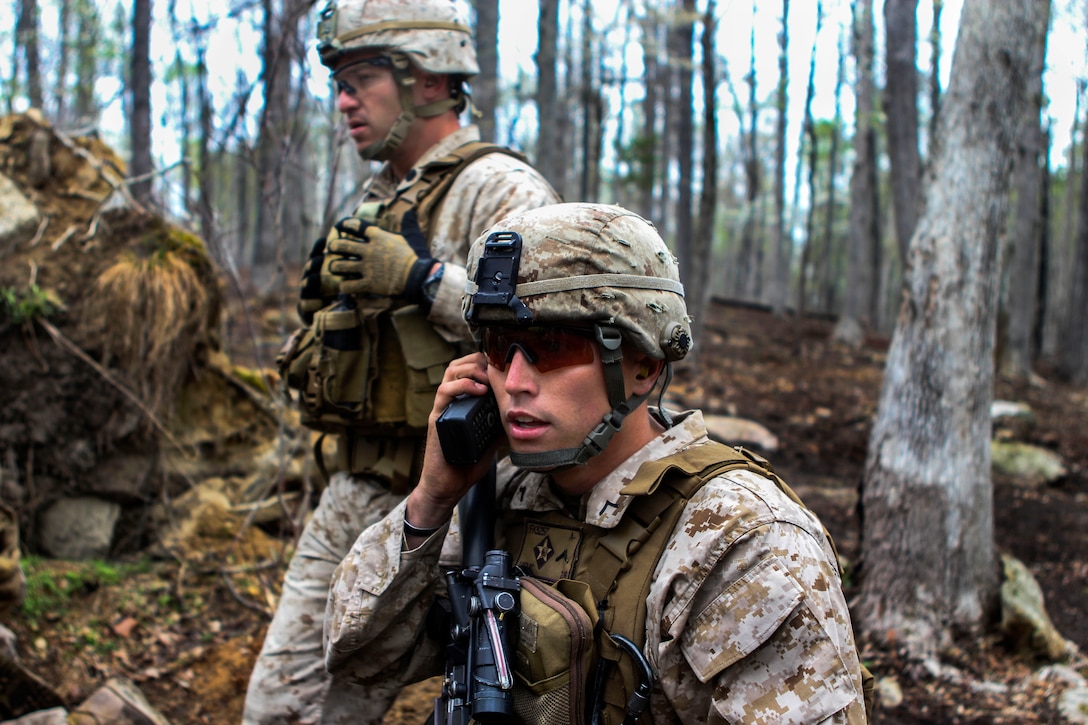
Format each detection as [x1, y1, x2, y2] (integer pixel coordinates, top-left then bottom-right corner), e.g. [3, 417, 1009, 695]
[326, 203, 871, 725]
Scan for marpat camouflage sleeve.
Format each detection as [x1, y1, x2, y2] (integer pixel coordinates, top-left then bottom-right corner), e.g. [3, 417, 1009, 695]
[647, 465, 868, 724]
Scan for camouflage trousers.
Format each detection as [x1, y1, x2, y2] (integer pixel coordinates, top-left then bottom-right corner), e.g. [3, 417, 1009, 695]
[242, 471, 404, 725]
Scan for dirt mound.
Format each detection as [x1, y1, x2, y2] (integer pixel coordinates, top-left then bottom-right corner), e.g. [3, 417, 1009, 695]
[0, 111, 290, 557]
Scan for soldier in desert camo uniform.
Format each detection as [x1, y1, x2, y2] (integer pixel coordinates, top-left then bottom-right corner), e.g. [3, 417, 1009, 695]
[322, 202, 870, 724]
[243, 0, 558, 722]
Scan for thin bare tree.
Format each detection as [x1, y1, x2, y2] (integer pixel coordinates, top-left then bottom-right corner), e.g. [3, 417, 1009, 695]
[834, 0, 879, 347]
[884, 0, 922, 269]
[129, 0, 154, 203]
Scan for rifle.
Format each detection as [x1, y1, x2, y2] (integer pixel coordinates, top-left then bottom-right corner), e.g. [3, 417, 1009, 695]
[430, 462, 520, 725]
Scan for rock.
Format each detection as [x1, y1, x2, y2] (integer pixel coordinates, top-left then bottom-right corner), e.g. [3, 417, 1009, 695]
[38, 497, 121, 560]
[991, 440, 1067, 487]
[875, 676, 903, 708]
[991, 399, 1036, 440]
[703, 414, 780, 452]
[1059, 687, 1088, 725]
[89, 452, 157, 503]
[0, 172, 40, 258]
[2, 708, 67, 724]
[68, 677, 172, 725]
[999, 554, 1079, 662]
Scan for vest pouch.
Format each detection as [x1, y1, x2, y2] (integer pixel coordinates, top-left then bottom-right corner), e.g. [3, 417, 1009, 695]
[514, 578, 598, 725]
[277, 325, 315, 392]
[391, 305, 458, 428]
[301, 300, 376, 429]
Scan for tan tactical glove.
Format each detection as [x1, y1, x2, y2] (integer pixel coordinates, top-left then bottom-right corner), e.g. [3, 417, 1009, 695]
[297, 238, 340, 325]
[325, 213, 434, 301]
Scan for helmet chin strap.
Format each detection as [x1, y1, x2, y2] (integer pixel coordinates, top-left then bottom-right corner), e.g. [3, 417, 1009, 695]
[509, 325, 654, 473]
[357, 53, 462, 161]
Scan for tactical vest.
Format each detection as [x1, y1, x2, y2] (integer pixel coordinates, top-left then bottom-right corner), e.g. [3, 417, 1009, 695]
[501, 441, 874, 724]
[278, 142, 526, 490]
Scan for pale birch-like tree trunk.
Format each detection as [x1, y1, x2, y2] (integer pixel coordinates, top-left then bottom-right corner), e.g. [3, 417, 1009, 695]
[856, 0, 1047, 658]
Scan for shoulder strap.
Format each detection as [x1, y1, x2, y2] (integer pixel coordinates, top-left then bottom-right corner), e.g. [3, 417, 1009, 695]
[375, 142, 528, 241]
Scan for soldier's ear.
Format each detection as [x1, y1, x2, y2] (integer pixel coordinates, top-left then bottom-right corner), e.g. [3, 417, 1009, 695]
[631, 356, 664, 394]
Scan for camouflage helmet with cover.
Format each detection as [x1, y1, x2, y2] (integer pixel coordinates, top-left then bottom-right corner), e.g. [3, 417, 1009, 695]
[316, 0, 478, 159]
[463, 202, 693, 470]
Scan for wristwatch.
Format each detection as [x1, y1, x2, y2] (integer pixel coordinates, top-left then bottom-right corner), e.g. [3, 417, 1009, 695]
[421, 263, 445, 307]
[403, 516, 443, 538]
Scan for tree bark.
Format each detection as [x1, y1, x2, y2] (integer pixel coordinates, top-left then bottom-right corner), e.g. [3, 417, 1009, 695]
[535, 0, 563, 194]
[1058, 109, 1088, 384]
[768, 0, 790, 313]
[691, 0, 717, 333]
[637, 8, 661, 222]
[73, 0, 100, 125]
[129, 0, 154, 203]
[819, 27, 845, 318]
[834, 0, 879, 346]
[16, 0, 43, 110]
[998, 5, 1050, 380]
[474, 0, 499, 143]
[856, 0, 1047, 658]
[736, 10, 762, 302]
[672, 0, 695, 295]
[884, 0, 922, 269]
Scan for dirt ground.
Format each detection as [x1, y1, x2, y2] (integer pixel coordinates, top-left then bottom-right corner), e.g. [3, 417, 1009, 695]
[2, 298, 1084, 724]
[2, 115, 1086, 723]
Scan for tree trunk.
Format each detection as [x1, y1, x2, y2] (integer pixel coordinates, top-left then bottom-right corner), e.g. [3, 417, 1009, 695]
[196, 40, 216, 251]
[856, 0, 1046, 658]
[637, 8, 660, 222]
[768, 0, 790, 313]
[16, 0, 43, 110]
[672, 0, 695, 294]
[474, 0, 499, 144]
[253, 0, 305, 287]
[535, 0, 563, 194]
[1042, 84, 1082, 360]
[884, 0, 922, 269]
[1058, 110, 1088, 384]
[73, 0, 100, 125]
[998, 5, 1050, 380]
[928, 0, 945, 142]
[578, 0, 601, 203]
[736, 12, 762, 302]
[834, 0, 879, 345]
[819, 27, 845, 317]
[794, 1, 822, 318]
[129, 0, 154, 203]
[55, 0, 72, 126]
[691, 0, 717, 333]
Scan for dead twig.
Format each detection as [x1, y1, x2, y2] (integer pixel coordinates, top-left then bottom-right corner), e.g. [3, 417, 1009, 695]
[220, 569, 272, 616]
[51, 224, 79, 251]
[27, 215, 49, 248]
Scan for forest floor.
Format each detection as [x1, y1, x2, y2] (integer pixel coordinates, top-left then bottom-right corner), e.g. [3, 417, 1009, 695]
[4, 297, 1087, 724]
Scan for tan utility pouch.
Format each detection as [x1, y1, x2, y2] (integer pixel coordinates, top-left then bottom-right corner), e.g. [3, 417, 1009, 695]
[514, 578, 598, 725]
[277, 300, 458, 434]
[391, 304, 458, 428]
